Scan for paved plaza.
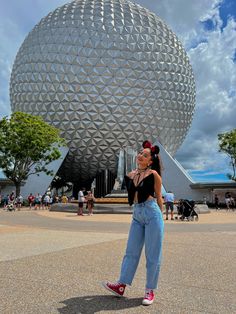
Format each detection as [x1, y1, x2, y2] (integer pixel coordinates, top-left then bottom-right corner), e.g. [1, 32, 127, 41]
[0, 208, 235, 314]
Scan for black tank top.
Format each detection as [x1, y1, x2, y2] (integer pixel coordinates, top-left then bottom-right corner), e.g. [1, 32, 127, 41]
[124, 173, 155, 206]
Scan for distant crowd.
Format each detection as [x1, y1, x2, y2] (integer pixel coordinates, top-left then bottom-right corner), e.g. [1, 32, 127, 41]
[0, 191, 74, 211]
[0, 190, 235, 215]
[216, 192, 235, 211]
[0, 189, 96, 215]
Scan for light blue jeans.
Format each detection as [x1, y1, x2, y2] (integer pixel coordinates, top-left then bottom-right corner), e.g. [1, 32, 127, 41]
[119, 199, 164, 289]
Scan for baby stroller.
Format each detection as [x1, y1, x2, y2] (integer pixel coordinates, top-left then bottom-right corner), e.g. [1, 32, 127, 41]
[177, 199, 198, 221]
[6, 201, 16, 212]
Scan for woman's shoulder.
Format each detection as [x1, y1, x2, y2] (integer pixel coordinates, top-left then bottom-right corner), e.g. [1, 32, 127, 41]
[126, 169, 137, 179]
[150, 169, 161, 181]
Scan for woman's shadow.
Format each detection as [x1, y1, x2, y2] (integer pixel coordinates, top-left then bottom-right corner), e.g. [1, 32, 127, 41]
[58, 294, 143, 314]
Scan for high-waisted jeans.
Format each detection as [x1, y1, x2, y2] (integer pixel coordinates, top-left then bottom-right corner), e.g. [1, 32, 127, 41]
[119, 199, 164, 289]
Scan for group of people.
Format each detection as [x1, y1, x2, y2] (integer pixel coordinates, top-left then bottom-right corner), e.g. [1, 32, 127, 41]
[223, 192, 235, 210]
[77, 188, 96, 216]
[0, 192, 19, 210]
[27, 193, 52, 210]
[0, 192, 53, 210]
[0, 190, 97, 213]
[1, 192, 24, 210]
[165, 191, 236, 216]
[214, 192, 235, 210]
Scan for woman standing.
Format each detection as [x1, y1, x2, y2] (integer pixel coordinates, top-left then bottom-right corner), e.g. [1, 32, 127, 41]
[86, 191, 95, 215]
[78, 188, 85, 216]
[102, 140, 164, 306]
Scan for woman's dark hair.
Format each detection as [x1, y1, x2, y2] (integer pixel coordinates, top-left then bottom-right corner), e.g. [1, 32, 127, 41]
[142, 140, 162, 176]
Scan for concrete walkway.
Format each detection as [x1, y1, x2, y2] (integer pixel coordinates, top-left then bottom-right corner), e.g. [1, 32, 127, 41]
[0, 209, 235, 313]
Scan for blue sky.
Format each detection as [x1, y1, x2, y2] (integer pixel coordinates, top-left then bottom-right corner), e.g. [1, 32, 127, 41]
[0, 0, 236, 182]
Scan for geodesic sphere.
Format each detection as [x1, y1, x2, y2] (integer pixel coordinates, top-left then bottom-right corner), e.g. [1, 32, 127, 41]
[10, 0, 195, 182]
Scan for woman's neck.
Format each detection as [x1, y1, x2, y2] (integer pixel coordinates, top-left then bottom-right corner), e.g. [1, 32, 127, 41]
[137, 167, 148, 171]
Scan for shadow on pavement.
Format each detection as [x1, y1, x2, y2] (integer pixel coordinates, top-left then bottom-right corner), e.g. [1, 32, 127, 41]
[58, 295, 143, 313]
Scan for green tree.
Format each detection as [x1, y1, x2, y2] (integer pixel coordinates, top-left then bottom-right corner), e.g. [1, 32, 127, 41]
[0, 111, 65, 196]
[218, 129, 236, 181]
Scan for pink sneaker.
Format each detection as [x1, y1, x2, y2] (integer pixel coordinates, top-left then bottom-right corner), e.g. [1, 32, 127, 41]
[102, 281, 126, 297]
[142, 289, 155, 305]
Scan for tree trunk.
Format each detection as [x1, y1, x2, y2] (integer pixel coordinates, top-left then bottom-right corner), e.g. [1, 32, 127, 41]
[15, 182, 21, 197]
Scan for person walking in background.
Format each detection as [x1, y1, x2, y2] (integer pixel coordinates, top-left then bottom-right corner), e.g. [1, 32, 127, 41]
[28, 193, 35, 209]
[78, 188, 85, 215]
[54, 195, 59, 203]
[43, 194, 50, 210]
[214, 194, 220, 210]
[86, 191, 95, 215]
[61, 194, 68, 203]
[3, 194, 9, 209]
[9, 191, 15, 204]
[16, 194, 23, 209]
[102, 140, 164, 306]
[225, 192, 231, 211]
[38, 193, 43, 209]
[164, 191, 175, 220]
[34, 193, 41, 210]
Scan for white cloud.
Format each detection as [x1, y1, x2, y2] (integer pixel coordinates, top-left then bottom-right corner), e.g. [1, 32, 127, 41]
[0, 0, 67, 118]
[136, 0, 222, 41]
[176, 14, 236, 173]
[137, 0, 236, 177]
[0, 17, 24, 118]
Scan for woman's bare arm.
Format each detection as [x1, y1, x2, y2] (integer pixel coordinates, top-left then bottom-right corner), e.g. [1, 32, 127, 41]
[153, 171, 163, 211]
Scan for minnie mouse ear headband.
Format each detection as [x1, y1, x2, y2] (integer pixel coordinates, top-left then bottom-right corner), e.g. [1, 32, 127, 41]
[142, 140, 160, 155]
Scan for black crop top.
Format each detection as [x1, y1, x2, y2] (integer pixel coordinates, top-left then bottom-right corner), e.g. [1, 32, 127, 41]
[124, 173, 155, 206]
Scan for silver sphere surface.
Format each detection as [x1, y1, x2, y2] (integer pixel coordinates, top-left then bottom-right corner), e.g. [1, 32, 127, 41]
[10, 0, 195, 182]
